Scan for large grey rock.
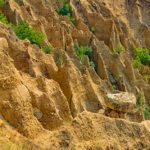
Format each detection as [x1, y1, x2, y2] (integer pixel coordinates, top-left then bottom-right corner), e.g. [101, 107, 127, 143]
[105, 92, 136, 113]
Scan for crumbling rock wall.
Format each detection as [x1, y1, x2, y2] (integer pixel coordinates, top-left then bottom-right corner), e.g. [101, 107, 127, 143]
[0, 0, 150, 149]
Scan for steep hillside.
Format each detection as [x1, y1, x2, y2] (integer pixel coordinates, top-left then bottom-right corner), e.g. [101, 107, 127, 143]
[0, 0, 150, 149]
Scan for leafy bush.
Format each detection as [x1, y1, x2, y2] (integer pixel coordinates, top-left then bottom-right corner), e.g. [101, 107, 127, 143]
[42, 45, 52, 54]
[74, 43, 92, 63]
[74, 43, 96, 69]
[0, 12, 8, 24]
[0, 0, 5, 8]
[113, 44, 124, 54]
[134, 48, 150, 66]
[59, 1, 70, 16]
[14, 21, 45, 47]
[58, 0, 76, 25]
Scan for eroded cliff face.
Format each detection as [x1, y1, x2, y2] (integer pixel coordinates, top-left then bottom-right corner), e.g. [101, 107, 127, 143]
[0, 0, 150, 149]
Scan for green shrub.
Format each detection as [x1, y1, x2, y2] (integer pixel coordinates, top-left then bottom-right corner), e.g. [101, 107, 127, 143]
[134, 48, 150, 65]
[56, 52, 64, 66]
[14, 21, 45, 47]
[90, 61, 96, 69]
[59, 1, 70, 16]
[90, 26, 96, 34]
[42, 45, 52, 54]
[67, 13, 76, 25]
[143, 105, 150, 120]
[136, 93, 150, 120]
[0, 0, 5, 8]
[133, 58, 141, 68]
[58, 0, 76, 25]
[84, 46, 92, 57]
[74, 43, 92, 63]
[0, 12, 8, 24]
[113, 44, 124, 54]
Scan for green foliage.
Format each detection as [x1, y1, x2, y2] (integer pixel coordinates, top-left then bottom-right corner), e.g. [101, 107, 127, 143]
[59, 1, 70, 16]
[143, 105, 150, 120]
[136, 93, 150, 120]
[14, 21, 45, 47]
[58, 0, 76, 25]
[73, 43, 96, 70]
[136, 93, 144, 107]
[0, 12, 8, 24]
[113, 44, 124, 54]
[56, 52, 64, 66]
[144, 75, 150, 79]
[133, 58, 141, 68]
[42, 45, 52, 54]
[0, 0, 5, 8]
[67, 13, 76, 25]
[134, 48, 150, 66]
[74, 43, 92, 63]
[90, 26, 96, 34]
[90, 61, 96, 69]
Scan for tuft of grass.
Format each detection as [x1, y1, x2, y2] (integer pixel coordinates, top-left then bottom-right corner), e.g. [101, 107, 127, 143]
[133, 57, 141, 68]
[74, 43, 92, 63]
[90, 26, 96, 34]
[56, 52, 64, 66]
[113, 44, 124, 54]
[143, 105, 150, 120]
[90, 61, 96, 69]
[73, 43, 96, 70]
[42, 45, 52, 54]
[14, 21, 45, 47]
[144, 75, 150, 79]
[67, 13, 76, 25]
[136, 93, 150, 120]
[136, 93, 145, 107]
[0, 12, 8, 24]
